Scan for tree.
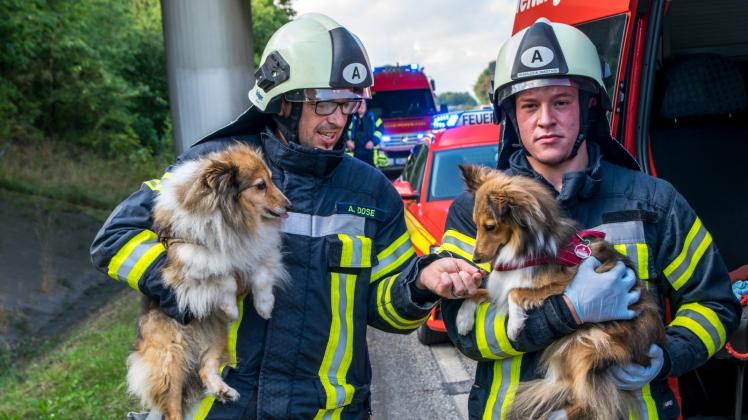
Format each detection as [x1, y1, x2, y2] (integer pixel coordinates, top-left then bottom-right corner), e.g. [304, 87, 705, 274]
[437, 92, 477, 108]
[473, 61, 495, 105]
[251, 0, 295, 66]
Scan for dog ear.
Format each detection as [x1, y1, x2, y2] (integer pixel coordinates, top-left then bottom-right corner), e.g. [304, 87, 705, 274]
[202, 159, 240, 197]
[460, 164, 493, 195]
[486, 190, 509, 221]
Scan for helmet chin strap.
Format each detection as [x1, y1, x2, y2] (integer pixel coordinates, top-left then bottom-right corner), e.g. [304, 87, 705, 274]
[272, 102, 303, 144]
[568, 90, 594, 159]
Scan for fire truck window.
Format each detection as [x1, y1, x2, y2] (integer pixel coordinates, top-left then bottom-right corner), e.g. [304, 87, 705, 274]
[368, 89, 437, 119]
[428, 145, 499, 201]
[576, 14, 628, 100]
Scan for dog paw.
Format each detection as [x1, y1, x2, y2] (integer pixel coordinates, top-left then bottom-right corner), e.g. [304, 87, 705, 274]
[211, 382, 240, 403]
[253, 293, 274, 320]
[456, 301, 477, 335]
[220, 302, 239, 321]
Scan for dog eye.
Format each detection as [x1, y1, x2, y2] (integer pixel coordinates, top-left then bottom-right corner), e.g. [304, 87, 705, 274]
[255, 180, 266, 191]
[484, 224, 496, 232]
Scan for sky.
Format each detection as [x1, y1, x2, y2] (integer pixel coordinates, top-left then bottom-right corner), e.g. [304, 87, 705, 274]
[292, 0, 517, 99]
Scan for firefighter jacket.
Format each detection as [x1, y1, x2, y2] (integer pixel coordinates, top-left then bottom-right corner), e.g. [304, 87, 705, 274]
[437, 142, 740, 419]
[90, 125, 436, 419]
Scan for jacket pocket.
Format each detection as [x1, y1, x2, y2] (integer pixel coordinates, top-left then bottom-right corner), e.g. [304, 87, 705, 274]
[326, 234, 374, 271]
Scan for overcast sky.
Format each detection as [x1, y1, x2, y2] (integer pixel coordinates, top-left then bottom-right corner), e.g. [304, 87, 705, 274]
[292, 0, 517, 100]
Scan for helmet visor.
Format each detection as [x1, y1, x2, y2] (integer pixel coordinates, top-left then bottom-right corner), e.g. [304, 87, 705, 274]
[284, 87, 371, 103]
[494, 77, 599, 106]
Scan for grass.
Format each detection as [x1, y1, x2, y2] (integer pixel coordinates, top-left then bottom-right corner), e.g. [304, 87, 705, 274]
[0, 140, 174, 211]
[0, 293, 142, 418]
[0, 138, 172, 418]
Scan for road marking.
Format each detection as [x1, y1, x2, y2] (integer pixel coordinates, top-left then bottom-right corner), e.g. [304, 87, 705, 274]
[431, 344, 472, 420]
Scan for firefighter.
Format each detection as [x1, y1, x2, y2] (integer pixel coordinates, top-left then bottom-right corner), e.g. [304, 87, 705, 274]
[91, 13, 480, 419]
[347, 100, 383, 166]
[418, 18, 740, 419]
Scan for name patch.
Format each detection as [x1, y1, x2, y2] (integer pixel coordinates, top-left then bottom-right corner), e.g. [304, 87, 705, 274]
[336, 202, 386, 222]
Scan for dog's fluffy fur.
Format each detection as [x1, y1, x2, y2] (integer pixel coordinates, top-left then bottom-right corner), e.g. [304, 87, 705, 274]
[456, 165, 664, 420]
[127, 143, 289, 420]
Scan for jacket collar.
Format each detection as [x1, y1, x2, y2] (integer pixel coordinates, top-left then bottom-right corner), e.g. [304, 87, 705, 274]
[507, 142, 602, 204]
[260, 128, 344, 178]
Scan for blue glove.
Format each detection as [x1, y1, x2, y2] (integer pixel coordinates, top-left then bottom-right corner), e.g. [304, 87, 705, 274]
[563, 257, 639, 323]
[609, 344, 665, 390]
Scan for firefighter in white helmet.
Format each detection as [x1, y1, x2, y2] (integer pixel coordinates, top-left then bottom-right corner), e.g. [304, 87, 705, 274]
[428, 18, 738, 419]
[93, 13, 480, 419]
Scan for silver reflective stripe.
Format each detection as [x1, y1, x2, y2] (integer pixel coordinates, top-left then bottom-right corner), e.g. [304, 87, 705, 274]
[481, 304, 518, 358]
[591, 221, 646, 244]
[371, 235, 413, 281]
[350, 236, 363, 267]
[665, 225, 709, 288]
[441, 233, 474, 255]
[117, 238, 161, 280]
[486, 356, 521, 418]
[330, 272, 354, 407]
[281, 212, 365, 238]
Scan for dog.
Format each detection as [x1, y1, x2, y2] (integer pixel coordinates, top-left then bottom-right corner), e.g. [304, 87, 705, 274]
[126, 143, 290, 420]
[455, 164, 664, 420]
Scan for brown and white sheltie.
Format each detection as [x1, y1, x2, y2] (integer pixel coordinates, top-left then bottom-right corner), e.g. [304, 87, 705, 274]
[455, 164, 664, 420]
[126, 143, 289, 420]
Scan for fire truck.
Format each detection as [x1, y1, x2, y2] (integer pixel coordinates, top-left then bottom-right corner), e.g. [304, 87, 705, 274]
[504, 0, 748, 417]
[368, 64, 443, 176]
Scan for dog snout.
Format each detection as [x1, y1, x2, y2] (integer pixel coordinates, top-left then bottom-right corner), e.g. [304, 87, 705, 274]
[472, 255, 484, 264]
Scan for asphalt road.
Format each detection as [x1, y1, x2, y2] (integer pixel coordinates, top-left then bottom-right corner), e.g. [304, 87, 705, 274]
[367, 328, 476, 420]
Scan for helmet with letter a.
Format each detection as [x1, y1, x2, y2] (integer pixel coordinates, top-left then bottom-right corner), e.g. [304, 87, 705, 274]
[248, 12, 373, 113]
[491, 17, 638, 170]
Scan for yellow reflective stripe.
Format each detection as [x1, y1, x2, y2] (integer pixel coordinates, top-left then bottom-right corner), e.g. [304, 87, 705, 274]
[679, 302, 727, 349]
[483, 361, 502, 420]
[314, 407, 344, 420]
[195, 297, 244, 419]
[500, 356, 522, 420]
[227, 297, 243, 368]
[376, 276, 427, 329]
[319, 272, 343, 408]
[664, 218, 713, 291]
[339, 274, 356, 406]
[162, 172, 172, 179]
[636, 243, 649, 280]
[642, 383, 658, 419]
[404, 210, 436, 255]
[338, 233, 353, 266]
[371, 232, 415, 282]
[194, 395, 215, 420]
[126, 243, 165, 290]
[143, 179, 160, 191]
[614, 243, 628, 256]
[443, 228, 475, 247]
[107, 230, 165, 290]
[669, 317, 717, 356]
[475, 303, 522, 359]
[356, 235, 372, 267]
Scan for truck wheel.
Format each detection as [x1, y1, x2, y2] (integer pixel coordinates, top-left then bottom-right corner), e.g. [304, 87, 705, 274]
[416, 324, 450, 345]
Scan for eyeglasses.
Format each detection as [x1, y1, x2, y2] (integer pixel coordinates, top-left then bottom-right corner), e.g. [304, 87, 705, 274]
[311, 100, 362, 116]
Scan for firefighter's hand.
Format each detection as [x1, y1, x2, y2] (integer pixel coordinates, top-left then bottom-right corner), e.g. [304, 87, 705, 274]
[416, 257, 484, 299]
[609, 344, 665, 390]
[346, 140, 355, 151]
[365, 140, 374, 150]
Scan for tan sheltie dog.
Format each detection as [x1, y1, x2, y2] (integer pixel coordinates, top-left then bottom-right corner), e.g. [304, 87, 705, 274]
[455, 164, 664, 420]
[126, 143, 289, 420]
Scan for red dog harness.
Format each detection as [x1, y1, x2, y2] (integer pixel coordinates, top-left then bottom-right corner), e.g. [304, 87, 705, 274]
[493, 230, 606, 271]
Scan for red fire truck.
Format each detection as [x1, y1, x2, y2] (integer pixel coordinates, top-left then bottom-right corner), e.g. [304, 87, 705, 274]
[509, 0, 748, 417]
[368, 64, 443, 176]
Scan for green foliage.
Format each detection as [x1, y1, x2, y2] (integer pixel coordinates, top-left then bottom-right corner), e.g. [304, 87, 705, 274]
[473, 61, 496, 105]
[0, 0, 171, 159]
[438, 91, 478, 108]
[251, 0, 296, 66]
[0, 293, 141, 418]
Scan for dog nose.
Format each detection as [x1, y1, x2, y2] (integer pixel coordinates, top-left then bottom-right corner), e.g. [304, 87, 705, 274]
[473, 256, 483, 264]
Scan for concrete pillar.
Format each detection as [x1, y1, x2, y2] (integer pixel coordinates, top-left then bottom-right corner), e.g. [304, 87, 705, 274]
[161, 0, 254, 154]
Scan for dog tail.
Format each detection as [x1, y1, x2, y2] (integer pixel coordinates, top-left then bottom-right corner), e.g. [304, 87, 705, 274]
[510, 372, 636, 420]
